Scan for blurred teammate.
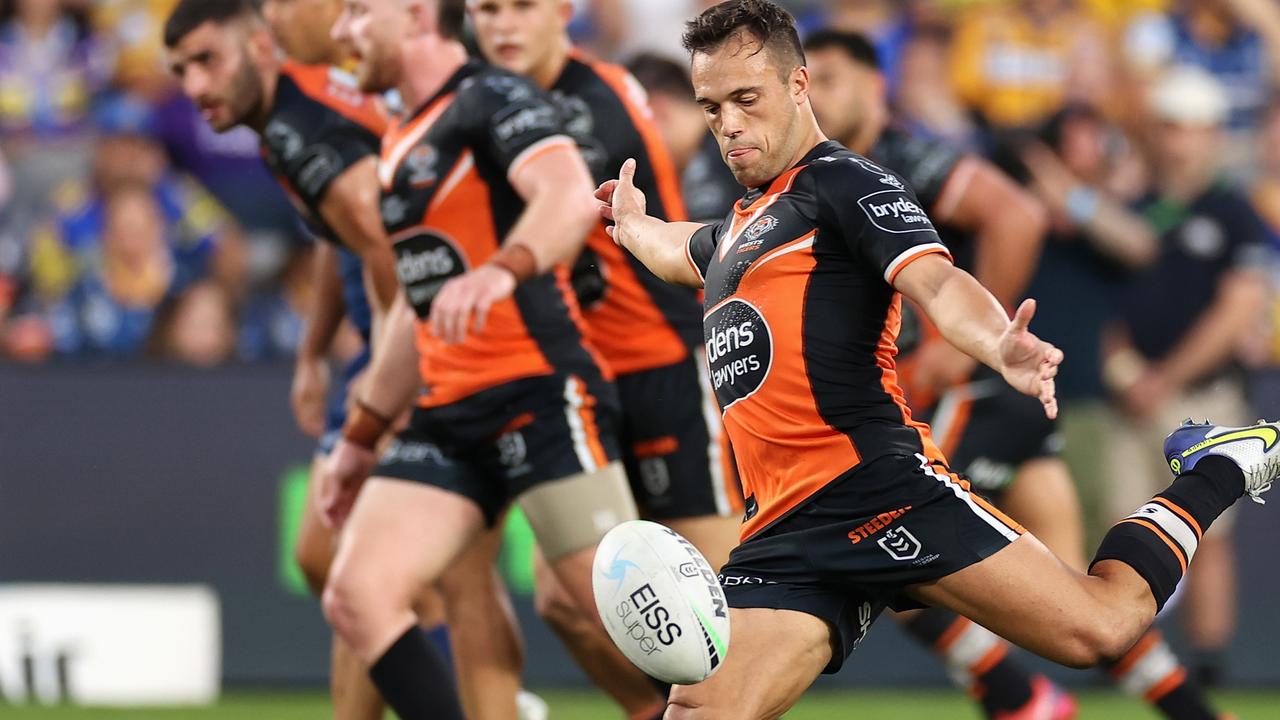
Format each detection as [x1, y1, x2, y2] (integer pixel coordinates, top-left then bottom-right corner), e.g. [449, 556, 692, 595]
[162, 4, 445, 719]
[468, 0, 740, 715]
[626, 53, 743, 223]
[806, 29, 1228, 720]
[320, 0, 641, 718]
[598, 0, 1280, 716]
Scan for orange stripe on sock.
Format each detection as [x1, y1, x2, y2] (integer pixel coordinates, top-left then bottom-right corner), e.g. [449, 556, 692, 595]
[1145, 667, 1187, 702]
[1151, 497, 1204, 540]
[1109, 630, 1161, 678]
[1119, 518, 1188, 576]
[970, 644, 1008, 676]
[935, 617, 972, 653]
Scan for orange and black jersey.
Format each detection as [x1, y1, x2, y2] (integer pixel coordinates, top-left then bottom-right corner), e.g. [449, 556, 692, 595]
[553, 50, 702, 375]
[260, 62, 387, 243]
[378, 61, 604, 408]
[686, 140, 954, 540]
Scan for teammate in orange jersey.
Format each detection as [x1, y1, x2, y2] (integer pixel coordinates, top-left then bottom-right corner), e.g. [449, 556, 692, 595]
[469, 0, 742, 715]
[318, 0, 647, 717]
[598, 1, 1278, 716]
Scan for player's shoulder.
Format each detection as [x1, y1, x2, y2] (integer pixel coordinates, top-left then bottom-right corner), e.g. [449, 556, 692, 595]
[455, 63, 548, 110]
[800, 143, 935, 236]
[277, 61, 387, 135]
[558, 51, 649, 113]
[799, 143, 914, 197]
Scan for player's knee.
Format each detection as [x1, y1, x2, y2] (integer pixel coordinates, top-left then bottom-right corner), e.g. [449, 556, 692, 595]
[533, 578, 586, 636]
[1058, 617, 1137, 668]
[322, 564, 384, 643]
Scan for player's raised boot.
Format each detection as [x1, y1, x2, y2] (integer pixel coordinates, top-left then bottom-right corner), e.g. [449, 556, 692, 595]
[994, 675, 1077, 720]
[1164, 419, 1280, 503]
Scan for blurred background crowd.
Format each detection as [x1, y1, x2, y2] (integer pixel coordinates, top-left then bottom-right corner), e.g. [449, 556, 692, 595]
[1, 0, 1278, 372]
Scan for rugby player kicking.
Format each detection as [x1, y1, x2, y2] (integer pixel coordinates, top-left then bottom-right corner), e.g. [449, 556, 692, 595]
[803, 29, 1229, 720]
[320, 0, 650, 717]
[469, 0, 743, 715]
[598, 1, 1280, 717]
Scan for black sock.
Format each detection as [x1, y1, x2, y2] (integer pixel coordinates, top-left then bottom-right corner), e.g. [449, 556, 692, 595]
[904, 609, 1033, 715]
[1194, 649, 1226, 688]
[1101, 629, 1217, 720]
[369, 626, 465, 720]
[1091, 456, 1242, 611]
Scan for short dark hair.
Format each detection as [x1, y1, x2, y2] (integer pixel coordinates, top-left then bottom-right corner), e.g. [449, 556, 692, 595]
[163, 0, 260, 48]
[437, 0, 466, 41]
[802, 29, 879, 71]
[682, 0, 805, 76]
[627, 53, 694, 101]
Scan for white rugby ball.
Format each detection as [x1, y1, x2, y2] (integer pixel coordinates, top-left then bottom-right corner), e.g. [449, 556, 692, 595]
[591, 520, 731, 685]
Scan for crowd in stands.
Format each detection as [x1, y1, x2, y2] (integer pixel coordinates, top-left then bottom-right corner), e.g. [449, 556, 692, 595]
[1, 0, 1279, 382]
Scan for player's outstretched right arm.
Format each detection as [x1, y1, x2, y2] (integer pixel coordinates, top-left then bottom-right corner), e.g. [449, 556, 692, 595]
[596, 158, 707, 288]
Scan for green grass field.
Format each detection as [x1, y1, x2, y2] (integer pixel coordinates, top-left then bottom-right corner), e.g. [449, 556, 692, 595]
[4, 690, 1279, 719]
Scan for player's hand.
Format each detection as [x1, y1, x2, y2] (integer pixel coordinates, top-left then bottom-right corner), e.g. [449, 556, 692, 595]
[320, 438, 376, 529]
[291, 355, 329, 438]
[428, 264, 518, 345]
[595, 158, 647, 243]
[996, 299, 1064, 420]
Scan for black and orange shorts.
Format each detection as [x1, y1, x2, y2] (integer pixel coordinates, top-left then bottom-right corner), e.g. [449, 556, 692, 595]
[917, 375, 1062, 501]
[615, 353, 743, 521]
[717, 452, 1024, 674]
[372, 372, 621, 525]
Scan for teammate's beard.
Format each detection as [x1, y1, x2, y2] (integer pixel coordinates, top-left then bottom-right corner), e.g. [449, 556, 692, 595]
[220, 48, 267, 131]
[356, 44, 403, 95]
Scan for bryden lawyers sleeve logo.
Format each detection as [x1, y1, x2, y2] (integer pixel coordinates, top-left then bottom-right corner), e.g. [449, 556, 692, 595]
[393, 230, 469, 318]
[704, 299, 772, 411]
[857, 190, 936, 235]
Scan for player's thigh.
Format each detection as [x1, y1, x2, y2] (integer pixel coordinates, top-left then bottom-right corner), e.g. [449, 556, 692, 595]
[667, 607, 832, 720]
[909, 534, 1153, 667]
[999, 457, 1086, 570]
[332, 477, 485, 603]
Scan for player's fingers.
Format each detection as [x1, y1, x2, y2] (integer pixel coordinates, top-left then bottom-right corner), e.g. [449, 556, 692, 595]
[472, 295, 494, 335]
[595, 179, 618, 202]
[599, 204, 615, 222]
[618, 158, 636, 187]
[1010, 298, 1036, 332]
[605, 224, 616, 239]
[1043, 395, 1059, 420]
[1046, 345, 1065, 366]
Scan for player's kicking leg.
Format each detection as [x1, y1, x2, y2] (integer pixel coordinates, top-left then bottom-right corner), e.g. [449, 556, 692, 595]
[668, 420, 1278, 719]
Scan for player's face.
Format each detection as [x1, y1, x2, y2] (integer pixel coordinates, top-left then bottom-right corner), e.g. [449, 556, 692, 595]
[332, 0, 407, 92]
[1153, 119, 1219, 173]
[806, 46, 880, 148]
[470, 0, 570, 79]
[692, 35, 808, 188]
[167, 21, 265, 132]
[262, 0, 343, 64]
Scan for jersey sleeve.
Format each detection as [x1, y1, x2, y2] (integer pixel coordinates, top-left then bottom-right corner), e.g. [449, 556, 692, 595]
[462, 73, 573, 180]
[263, 106, 380, 208]
[686, 221, 721, 283]
[814, 157, 951, 285]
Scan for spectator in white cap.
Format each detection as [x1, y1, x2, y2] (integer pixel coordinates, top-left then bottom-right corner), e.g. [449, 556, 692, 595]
[1103, 63, 1273, 688]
